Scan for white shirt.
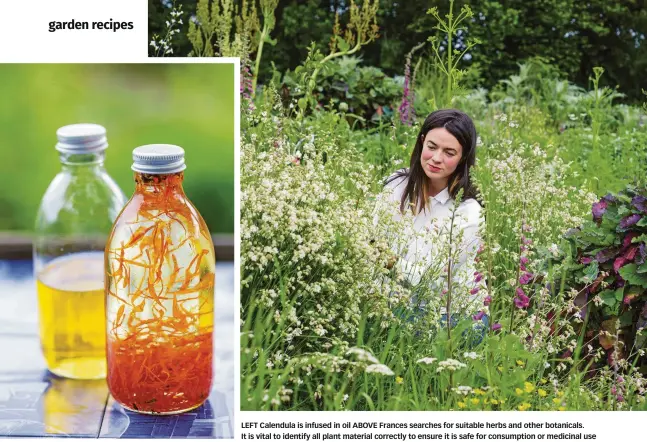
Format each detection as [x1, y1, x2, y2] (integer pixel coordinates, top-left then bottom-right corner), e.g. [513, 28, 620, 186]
[377, 174, 484, 309]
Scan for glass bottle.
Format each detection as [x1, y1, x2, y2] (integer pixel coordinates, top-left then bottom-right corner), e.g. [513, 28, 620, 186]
[105, 144, 215, 414]
[34, 124, 127, 380]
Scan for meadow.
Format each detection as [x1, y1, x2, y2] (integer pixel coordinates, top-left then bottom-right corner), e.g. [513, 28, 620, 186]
[150, 0, 647, 410]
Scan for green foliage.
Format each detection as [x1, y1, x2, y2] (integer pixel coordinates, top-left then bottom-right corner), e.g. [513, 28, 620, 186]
[463, 0, 647, 103]
[152, 1, 646, 102]
[187, 0, 221, 57]
[304, 0, 380, 108]
[282, 56, 402, 126]
[187, 0, 259, 58]
[426, 0, 480, 108]
[554, 185, 647, 373]
[252, 0, 280, 92]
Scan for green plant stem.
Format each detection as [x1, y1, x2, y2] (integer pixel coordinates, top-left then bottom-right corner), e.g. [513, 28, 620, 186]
[446, 0, 454, 105]
[307, 42, 362, 95]
[252, 23, 269, 94]
[572, 297, 591, 369]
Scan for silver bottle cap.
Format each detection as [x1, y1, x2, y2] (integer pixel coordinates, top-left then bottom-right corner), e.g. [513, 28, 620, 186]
[56, 124, 108, 153]
[132, 144, 186, 174]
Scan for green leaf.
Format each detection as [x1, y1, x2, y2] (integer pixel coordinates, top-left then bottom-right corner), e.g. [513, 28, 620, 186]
[638, 261, 647, 274]
[619, 264, 647, 288]
[336, 36, 350, 53]
[619, 311, 634, 328]
[632, 234, 647, 243]
[638, 217, 647, 227]
[579, 262, 599, 283]
[599, 289, 618, 307]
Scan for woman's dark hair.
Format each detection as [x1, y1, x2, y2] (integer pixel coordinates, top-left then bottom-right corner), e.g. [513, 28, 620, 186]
[386, 109, 479, 214]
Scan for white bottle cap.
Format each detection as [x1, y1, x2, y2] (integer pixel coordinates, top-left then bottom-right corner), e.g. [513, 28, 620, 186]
[56, 124, 108, 153]
[132, 144, 186, 174]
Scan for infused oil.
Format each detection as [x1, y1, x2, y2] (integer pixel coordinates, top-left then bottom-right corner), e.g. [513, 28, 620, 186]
[106, 144, 215, 414]
[36, 252, 106, 379]
[34, 124, 126, 379]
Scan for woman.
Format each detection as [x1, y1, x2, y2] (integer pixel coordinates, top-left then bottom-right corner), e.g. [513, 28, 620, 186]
[381, 109, 484, 317]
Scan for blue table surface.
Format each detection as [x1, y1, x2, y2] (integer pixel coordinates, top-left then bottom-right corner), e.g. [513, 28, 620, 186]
[0, 260, 234, 439]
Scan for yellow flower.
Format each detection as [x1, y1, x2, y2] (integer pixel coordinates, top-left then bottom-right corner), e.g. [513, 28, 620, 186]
[471, 398, 480, 405]
[558, 406, 566, 411]
[557, 391, 564, 397]
[538, 388, 547, 397]
[552, 398, 561, 405]
[395, 376, 403, 384]
[540, 378, 547, 384]
[515, 388, 524, 396]
[516, 360, 525, 367]
[524, 382, 535, 393]
[457, 401, 466, 409]
[518, 402, 531, 411]
[473, 388, 485, 396]
[490, 399, 499, 405]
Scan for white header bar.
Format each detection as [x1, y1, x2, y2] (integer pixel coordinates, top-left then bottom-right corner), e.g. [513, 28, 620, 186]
[0, 0, 148, 62]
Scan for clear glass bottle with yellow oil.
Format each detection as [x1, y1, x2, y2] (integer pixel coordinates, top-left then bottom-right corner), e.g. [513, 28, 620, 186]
[34, 124, 127, 379]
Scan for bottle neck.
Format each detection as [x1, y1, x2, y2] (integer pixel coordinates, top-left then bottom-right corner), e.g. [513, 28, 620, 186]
[60, 151, 106, 172]
[134, 172, 185, 195]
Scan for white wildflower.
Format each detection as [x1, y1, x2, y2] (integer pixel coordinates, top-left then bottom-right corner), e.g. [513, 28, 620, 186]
[436, 359, 467, 372]
[346, 347, 380, 364]
[364, 364, 395, 376]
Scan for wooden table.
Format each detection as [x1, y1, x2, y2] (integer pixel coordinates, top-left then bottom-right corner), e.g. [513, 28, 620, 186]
[0, 260, 234, 438]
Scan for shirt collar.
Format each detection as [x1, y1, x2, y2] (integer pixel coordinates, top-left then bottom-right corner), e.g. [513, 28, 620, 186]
[431, 187, 451, 205]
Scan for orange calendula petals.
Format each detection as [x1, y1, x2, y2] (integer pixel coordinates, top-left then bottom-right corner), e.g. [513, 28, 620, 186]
[106, 171, 214, 414]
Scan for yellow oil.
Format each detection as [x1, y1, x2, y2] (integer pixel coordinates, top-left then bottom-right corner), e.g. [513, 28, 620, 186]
[36, 252, 106, 379]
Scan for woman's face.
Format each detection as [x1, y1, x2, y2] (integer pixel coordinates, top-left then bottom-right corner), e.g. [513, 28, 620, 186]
[419, 127, 463, 187]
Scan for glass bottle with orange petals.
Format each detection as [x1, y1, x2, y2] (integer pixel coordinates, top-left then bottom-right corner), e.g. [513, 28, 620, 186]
[105, 144, 215, 414]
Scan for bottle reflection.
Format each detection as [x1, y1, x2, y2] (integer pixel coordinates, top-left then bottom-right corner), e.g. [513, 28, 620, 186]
[41, 376, 107, 436]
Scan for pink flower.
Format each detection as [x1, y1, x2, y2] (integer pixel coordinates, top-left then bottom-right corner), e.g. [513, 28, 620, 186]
[483, 296, 492, 306]
[611, 386, 617, 395]
[472, 310, 485, 321]
[514, 287, 530, 309]
[474, 271, 483, 283]
[491, 323, 502, 331]
[519, 272, 533, 285]
[470, 287, 480, 295]
[520, 256, 529, 271]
